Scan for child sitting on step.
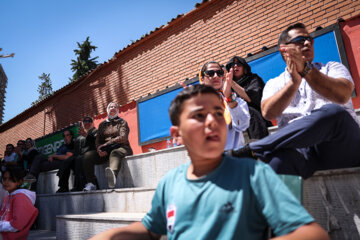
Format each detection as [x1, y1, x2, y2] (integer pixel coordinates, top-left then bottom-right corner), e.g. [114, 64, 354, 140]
[90, 85, 329, 240]
[0, 166, 38, 240]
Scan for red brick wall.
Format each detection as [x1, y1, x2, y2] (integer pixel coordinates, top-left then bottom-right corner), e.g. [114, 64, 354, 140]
[0, 0, 359, 153]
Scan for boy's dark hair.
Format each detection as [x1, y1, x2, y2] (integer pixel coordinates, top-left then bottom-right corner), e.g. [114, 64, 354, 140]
[169, 84, 221, 126]
[83, 116, 93, 122]
[62, 129, 73, 137]
[278, 23, 307, 46]
[2, 165, 25, 183]
[6, 143, 14, 150]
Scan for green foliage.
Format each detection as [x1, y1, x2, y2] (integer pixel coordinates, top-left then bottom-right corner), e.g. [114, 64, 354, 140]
[69, 36, 98, 82]
[32, 73, 53, 106]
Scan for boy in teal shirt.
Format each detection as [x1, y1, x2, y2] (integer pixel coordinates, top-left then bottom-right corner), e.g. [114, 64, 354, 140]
[91, 85, 328, 240]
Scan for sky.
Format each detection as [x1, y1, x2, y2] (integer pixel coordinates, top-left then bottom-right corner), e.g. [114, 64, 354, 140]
[0, 0, 200, 123]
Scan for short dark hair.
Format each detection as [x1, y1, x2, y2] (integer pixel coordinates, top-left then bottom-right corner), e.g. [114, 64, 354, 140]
[83, 116, 93, 122]
[169, 84, 221, 126]
[2, 165, 25, 184]
[6, 143, 14, 150]
[62, 129, 73, 137]
[278, 23, 307, 46]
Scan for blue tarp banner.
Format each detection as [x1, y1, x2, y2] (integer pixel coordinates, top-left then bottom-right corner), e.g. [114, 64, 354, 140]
[138, 88, 184, 144]
[248, 31, 341, 83]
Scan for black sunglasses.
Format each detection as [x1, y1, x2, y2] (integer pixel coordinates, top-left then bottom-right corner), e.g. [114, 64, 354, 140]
[286, 36, 313, 45]
[204, 69, 224, 77]
[229, 62, 242, 68]
[83, 119, 93, 123]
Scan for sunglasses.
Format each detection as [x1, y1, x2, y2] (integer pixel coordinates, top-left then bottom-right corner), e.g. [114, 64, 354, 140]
[204, 69, 224, 77]
[83, 119, 93, 123]
[64, 134, 72, 137]
[229, 62, 242, 68]
[285, 36, 313, 45]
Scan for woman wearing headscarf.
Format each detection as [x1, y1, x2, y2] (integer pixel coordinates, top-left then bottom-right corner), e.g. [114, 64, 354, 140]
[226, 56, 272, 139]
[96, 102, 133, 189]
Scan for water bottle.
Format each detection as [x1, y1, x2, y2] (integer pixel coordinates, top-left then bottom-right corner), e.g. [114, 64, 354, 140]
[166, 138, 172, 148]
[172, 138, 177, 147]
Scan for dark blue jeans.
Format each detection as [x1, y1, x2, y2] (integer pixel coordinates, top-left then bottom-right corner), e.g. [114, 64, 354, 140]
[250, 104, 360, 178]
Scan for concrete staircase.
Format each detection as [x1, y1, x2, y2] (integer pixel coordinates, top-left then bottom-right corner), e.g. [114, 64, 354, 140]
[35, 146, 189, 239]
[34, 136, 360, 239]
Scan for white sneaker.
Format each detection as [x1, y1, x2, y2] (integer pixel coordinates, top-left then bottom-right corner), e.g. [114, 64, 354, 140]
[83, 183, 96, 191]
[105, 167, 116, 189]
[24, 174, 37, 184]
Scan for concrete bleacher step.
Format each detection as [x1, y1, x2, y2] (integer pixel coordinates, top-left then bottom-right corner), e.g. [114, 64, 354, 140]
[302, 167, 360, 240]
[37, 187, 155, 231]
[28, 230, 56, 240]
[56, 212, 145, 240]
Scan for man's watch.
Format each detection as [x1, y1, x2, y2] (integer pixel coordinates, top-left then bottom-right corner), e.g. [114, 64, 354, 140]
[300, 61, 314, 78]
[225, 92, 236, 103]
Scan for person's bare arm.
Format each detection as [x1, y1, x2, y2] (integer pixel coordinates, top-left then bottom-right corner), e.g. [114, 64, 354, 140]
[304, 69, 353, 104]
[271, 222, 329, 240]
[231, 80, 251, 102]
[261, 51, 302, 120]
[89, 222, 160, 240]
[223, 68, 238, 109]
[281, 45, 353, 104]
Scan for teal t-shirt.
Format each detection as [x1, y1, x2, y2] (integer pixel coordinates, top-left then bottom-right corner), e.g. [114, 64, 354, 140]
[142, 156, 314, 239]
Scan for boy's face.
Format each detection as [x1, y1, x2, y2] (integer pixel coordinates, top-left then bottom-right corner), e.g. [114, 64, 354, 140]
[171, 93, 227, 160]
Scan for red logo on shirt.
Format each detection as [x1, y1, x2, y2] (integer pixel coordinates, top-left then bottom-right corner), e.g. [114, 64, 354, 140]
[167, 210, 175, 218]
[166, 204, 176, 234]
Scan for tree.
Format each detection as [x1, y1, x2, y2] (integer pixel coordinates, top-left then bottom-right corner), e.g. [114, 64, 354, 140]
[32, 73, 53, 105]
[69, 36, 98, 82]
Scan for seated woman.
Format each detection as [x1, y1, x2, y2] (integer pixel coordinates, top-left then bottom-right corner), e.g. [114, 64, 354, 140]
[0, 166, 38, 240]
[200, 61, 250, 150]
[226, 56, 272, 139]
[96, 102, 133, 189]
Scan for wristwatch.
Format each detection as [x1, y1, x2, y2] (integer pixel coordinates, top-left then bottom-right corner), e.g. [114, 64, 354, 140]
[300, 61, 314, 77]
[225, 92, 236, 103]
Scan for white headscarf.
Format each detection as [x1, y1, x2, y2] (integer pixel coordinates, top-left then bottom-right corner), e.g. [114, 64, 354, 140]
[107, 102, 119, 120]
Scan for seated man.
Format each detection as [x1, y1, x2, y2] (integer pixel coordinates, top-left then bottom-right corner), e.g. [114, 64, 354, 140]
[72, 116, 98, 191]
[1, 144, 18, 171]
[24, 130, 74, 193]
[231, 23, 360, 179]
[14, 140, 26, 170]
[90, 85, 329, 240]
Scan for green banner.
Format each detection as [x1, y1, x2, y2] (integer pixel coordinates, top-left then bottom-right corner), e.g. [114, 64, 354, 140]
[35, 125, 79, 157]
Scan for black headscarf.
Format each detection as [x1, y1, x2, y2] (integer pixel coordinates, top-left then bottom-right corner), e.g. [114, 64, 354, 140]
[226, 56, 272, 138]
[226, 56, 251, 74]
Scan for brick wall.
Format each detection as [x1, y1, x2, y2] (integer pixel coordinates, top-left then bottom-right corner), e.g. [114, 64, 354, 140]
[0, 0, 359, 153]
